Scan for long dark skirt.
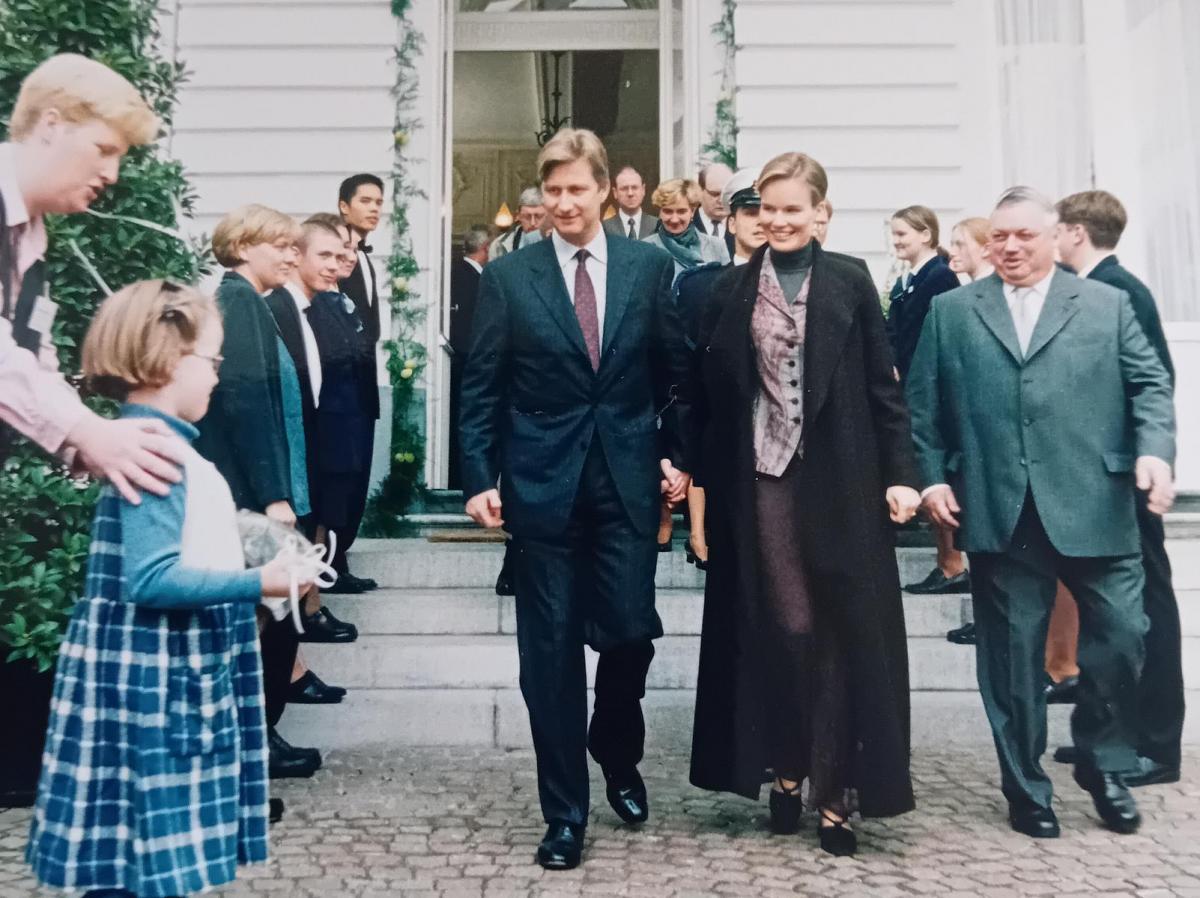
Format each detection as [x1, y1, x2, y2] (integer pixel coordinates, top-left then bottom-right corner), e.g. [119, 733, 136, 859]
[754, 454, 852, 811]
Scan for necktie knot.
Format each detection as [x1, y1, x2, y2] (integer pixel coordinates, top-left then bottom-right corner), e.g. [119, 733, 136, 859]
[576, 248, 590, 263]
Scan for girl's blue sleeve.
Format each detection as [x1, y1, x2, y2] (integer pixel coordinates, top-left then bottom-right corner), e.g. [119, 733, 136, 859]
[119, 473, 263, 608]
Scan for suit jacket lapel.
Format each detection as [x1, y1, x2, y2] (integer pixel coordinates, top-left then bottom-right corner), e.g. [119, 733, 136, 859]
[803, 244, 856, 422]
[527, 237, 591, 364]
[1023, 268, 1080, 363]
[601, 233, 633, 357]
[973, 274, 1023, 364]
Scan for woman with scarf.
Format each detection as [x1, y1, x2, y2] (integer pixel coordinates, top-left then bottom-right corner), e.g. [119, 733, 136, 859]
[643, 178, 730, 282]
[688, 153, 921, 857]
[643, 179, 729, 550]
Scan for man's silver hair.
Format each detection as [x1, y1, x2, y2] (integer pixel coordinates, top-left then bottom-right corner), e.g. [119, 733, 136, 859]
[462, 225, 490, 255]
[518, 186, 543, 208]
[994, 185, 1058, 223]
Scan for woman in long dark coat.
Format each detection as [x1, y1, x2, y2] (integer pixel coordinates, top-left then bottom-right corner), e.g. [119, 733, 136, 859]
[688, 152, 921, 856]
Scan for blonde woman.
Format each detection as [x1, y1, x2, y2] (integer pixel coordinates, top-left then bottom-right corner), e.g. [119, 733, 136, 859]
[690, 153, 920, 856]
[643, 178, 729, 280]
[948, 216, 994, 281]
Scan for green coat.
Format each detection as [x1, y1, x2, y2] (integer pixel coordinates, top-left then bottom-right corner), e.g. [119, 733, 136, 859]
[906, 269, 1174, 558]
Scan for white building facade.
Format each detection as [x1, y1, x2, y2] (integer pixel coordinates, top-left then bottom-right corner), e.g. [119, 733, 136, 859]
[165, 0, 1200, 493]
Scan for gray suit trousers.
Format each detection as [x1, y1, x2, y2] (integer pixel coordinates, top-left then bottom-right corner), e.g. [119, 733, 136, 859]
[968, 493, 1148, 811]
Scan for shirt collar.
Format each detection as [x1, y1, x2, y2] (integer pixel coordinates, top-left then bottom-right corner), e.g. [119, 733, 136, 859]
[733, 254, 750, 266]
[285, 281, 312, 309]
[0, 144, 31, 228]
[121, 403, 199, 441]
[621, 209, 640, 224]
[552, 227, 608, 268]
[1003, 266, 1056, 300]
[464, 257, 483, 274]
[1077, 252, 1117, 280]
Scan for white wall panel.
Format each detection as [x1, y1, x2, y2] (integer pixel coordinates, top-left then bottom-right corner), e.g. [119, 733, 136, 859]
[183, 48, 393, 88]
[738, 85, 959, 127]
[738, 126, 963, 169]
[174, 87, 393, 131]
[735, 1, 956, 46]
[737, 46, 957, 87]
[173, 130, 394, 176]
[178, 3, 395, 47]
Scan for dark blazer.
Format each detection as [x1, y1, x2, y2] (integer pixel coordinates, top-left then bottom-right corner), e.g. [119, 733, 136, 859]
[307, 292, 375, 475]
[692, 209, 736, 258]
[906, 269, 1175, 557]
[1088, 255, 1174, 383]
[338, 249, 380, 347]
[821, 244, 871, 277]
[689, 242, 919, 816]
[603, 212, 659, 240]
[458, 232, 693, 539]
[195, 271, 292, 512]
[674, 261, 729, 346]
[265, 286, 319, 473]
[886, 254, 959, 378]
[448, 258, 482, 356]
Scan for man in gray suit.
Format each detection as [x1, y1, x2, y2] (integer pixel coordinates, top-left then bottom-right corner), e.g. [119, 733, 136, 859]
[603, 165, 658, 240]
[906, 186, 1175, 839]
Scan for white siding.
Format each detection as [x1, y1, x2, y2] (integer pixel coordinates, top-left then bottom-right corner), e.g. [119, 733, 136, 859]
[733, 0, 1002, 287]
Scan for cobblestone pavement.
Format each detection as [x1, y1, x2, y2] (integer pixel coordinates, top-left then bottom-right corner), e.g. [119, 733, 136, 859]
[2, 748, 1199, 897]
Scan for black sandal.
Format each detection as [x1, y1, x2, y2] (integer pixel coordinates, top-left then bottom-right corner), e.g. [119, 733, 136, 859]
[684, 536, 709, 571]
[817, 807, 857, 857]
[768, 778, 804, 835]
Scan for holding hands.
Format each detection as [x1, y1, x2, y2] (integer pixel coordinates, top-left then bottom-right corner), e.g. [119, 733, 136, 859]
[886, 485, 921, 524]
[660, 459, 691, 505]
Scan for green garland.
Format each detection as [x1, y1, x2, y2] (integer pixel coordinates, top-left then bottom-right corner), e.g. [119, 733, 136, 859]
[362, 0, 427, 533]
[701, 0, 738, 168]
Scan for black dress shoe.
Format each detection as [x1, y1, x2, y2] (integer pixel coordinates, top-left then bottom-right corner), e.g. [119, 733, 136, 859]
[269, 797, 285, 824]
[904, 567, 971, 594]
[1008, 803, 1060, 838]
[1053, 745, 1080, 765]
[322, 574, 365, 595]
[1045, 675, 1080, 705]
[268, 727, 322, 779]
[1124, 756, 1181, 788]
[603, 768, 649, 824]
[347, 573, 378, 591]
[298, 607, 358, 643]
[1074, 767, 1141, 834]
[768, 787, 804, 835]
[287, 670, 347, 704]
[817, 810, 857, 857]
[946, 622, 976, 645]
[536, 821, 584, 870]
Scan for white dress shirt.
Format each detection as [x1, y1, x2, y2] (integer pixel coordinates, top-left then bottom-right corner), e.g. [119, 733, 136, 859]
[464, 257, 483, 275]
[357, 248, 376, 299]
[284, 282, 322, 407]
[619, 210, 643, 238]
[698, 209, 724, 240]
[1003, 268, 1054, 356]
[552, 227, 608, 347]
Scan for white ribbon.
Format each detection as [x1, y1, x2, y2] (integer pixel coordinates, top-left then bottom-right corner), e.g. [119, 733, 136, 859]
[263, 531, 339, 633]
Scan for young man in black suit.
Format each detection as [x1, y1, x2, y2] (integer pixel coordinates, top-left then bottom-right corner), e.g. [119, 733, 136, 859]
[1053, 189, 1182, 788]
[333, 174, 385, 593]
[459, 128, 693, 871]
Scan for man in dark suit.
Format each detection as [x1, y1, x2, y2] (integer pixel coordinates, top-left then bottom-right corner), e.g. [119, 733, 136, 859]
[335, 174, 384, 592]
[814, 199, 871, 276]
[1053, 189, 1182, 787]
[693, 161, 736, 257]
[459, 128, 692, 871]
[447, 225, 490, 489]
[907, 186, 1175, 840]
[602, 165, 658, 239]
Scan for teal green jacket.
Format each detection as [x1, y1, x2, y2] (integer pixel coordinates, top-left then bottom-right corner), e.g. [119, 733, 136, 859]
[906, 269, 1175, 557]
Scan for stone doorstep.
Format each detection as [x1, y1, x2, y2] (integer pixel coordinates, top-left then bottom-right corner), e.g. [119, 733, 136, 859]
[322, 589, 973, 638]
[279, 689, 1078, 752]
[301, 633, 979, 692]
[349, 537, 1200, 592]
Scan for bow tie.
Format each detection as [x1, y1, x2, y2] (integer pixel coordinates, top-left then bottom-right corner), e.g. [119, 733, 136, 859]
[359, 243, 373, 255]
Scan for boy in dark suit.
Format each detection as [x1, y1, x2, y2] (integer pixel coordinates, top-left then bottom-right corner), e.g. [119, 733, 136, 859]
[459, 128, 693, 871]
[1052, 189, 1182, 788]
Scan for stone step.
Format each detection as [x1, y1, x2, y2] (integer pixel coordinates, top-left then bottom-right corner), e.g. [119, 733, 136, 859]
[323, 588, 973, 638]
[348, 540, 945, 590]
[279, 685, 1200, 752]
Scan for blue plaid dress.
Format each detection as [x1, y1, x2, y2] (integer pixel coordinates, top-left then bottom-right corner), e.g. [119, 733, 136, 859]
[27, 485, 270, 896]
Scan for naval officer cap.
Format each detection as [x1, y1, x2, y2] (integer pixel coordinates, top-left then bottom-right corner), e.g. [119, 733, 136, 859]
[721, 167, 761, 212]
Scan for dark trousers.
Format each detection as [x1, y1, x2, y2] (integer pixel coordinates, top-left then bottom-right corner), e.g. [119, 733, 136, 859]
[512, 439, 660, 826]
[260, 614, 300, 729]
[328, 425, 374, 576]
[1134, 491, 1185, 768]
[969, 494, 1148, 810]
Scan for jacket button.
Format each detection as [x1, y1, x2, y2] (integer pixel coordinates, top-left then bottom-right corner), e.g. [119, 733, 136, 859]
[790, 380, 798, 387]
[792, 417, 801, 424]
[791, 398, 799, 405]
[1019, 457, 1027, 466]
[787, 360, 795, 367]
[1023, 417, 1032, 426]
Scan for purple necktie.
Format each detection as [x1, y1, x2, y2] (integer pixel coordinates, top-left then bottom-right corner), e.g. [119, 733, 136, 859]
[574, 249, 601, 371]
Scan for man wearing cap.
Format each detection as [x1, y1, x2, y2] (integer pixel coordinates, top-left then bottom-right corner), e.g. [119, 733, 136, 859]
[673, 167, 766, 570]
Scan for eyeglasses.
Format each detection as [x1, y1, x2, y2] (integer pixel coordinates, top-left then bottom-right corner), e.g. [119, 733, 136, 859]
[188, 352, 224, 374]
